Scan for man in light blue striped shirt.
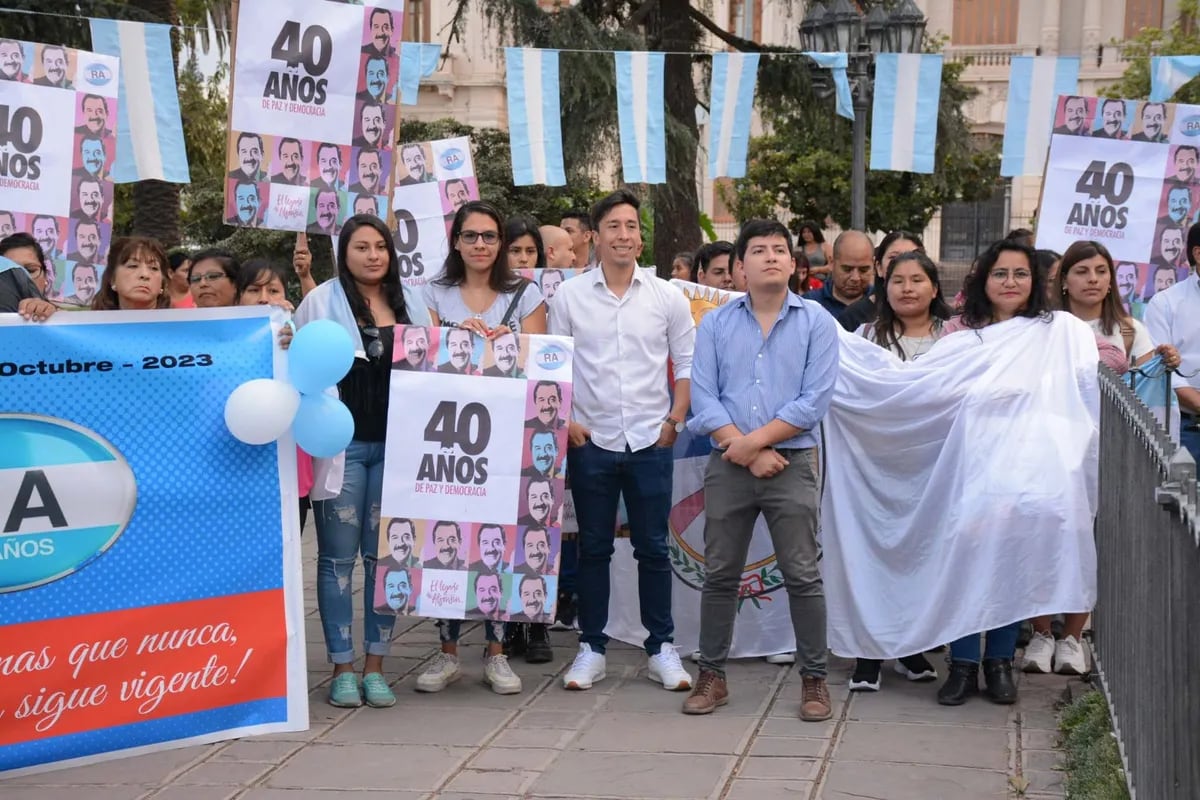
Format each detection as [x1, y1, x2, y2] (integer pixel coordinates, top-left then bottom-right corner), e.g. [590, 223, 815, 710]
[682, 218, 839, 722]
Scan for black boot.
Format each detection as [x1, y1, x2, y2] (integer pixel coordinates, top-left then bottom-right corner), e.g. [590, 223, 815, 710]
[525, 623, 553, 664]
[937, 661, 979, 706]
[502, 623, 527, 658]
[982, 658, 1018, 704]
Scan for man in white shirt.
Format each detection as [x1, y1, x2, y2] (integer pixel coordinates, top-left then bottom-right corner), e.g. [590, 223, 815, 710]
[1145, 222, 1200, 462]
[549, 189, 696, 692]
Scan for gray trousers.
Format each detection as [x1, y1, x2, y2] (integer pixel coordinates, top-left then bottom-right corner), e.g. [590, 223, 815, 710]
[697, 447, 827, 678]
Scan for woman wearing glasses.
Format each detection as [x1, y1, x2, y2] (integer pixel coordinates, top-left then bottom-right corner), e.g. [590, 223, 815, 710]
[187, 249, 241, 308]
[293, 214, 430, 709]
[416, 201, 546, 697]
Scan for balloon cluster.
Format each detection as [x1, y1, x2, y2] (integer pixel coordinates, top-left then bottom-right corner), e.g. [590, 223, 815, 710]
[224, 320, 356, 457]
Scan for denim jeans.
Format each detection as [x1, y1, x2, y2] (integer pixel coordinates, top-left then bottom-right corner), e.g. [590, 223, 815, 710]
[567, 440, 674, 655]
[439, 619, 503, 644]
[313, 440, 393, 664]
[948, 621, 1021, 664]
[1181, 424, 1200, 464]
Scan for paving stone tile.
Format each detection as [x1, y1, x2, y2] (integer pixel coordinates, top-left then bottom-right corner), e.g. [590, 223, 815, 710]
[6, 748, 213, 786]
[1025, 768, 1066, 793]
[1022, 729, 1060, 750]
[512, 710, 590, 730]
[1024, 748, 1064, 771]
[443, 768, 539, 795]
[266, 743, 470, 791]
[724, 778, 816, 800]
[469, 747, 558, 771]
[736, 756, 820, 781]
[747, 737, 829, 759]
[172, 762, 271, 785]
[846, 685, 1013, 727]
[0, 789, 150, 800]
[821, 761, 1011, 799]
[571, 711, 757, 755]
[490, 727, 573, 748]
[323, 706, 510, 746]
[213, 739, 306, 763]
[835, 722, 1010, 771]
[1021, 709, 1061, 731]
[758, 717, 836, 739]
[244, 723, 331, 742]
[534, 752, 735, 799]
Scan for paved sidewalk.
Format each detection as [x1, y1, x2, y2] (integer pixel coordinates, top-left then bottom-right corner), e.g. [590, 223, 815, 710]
[5, 538, 1075, 800]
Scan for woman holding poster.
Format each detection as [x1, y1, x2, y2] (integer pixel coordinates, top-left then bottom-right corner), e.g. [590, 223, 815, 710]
[415, 201, 547, 694]
[91, 237, 171, 311]
[294, 214, 429, 709]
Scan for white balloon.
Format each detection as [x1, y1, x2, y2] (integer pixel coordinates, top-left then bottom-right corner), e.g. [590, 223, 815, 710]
[224, 378, 301, 445]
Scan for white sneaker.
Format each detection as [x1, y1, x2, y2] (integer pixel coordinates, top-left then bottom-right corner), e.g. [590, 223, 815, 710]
[690, 649, 701, 662]
[647, 643, 693, 691]
[563, 643, 606, 690]
[483, 654, 523, 694]
[1053, 636, 1089, 675]
[1021, 632, 1054, 674]
[415, 652, 461, 692]
[765, 652, 796, 665]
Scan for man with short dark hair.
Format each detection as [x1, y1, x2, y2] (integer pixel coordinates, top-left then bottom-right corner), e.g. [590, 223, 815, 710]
[312, 143, 346, 192]
[551, 188, 695, 692]
[73, 136, 109, 180]
[471, 572, 505, 620]
[62, 261, 97, 306]
[695, 241, 735, 290]
[443, 178, 470, 214]
[31, 215, 61, 262]
[1053, 95, 1089, 136]
[228, 132, 266, 182]
[271, 138, 306, 185]
[307, 189, 341, 236]
[0, 39, 26, 82]
[362, 8, 396, 58]
[519, 526, 554, 576]
[1146, 220, 1200, 463]
[67, 220, 101, 266]
[483, 331, 523, 378]
[510, 575, 552, 623]
[523, 429, 564, 480]
[470, 524, 507, 573]
[1159, 184, 1194, 230]
[227, 180, 262, 227]
[350, 148, 383, 196]
[352, 101, 386, 150]
[560, 210, 594, 268]
[803, 230, 874, 319]
[1173, 145, 1199, 184]
[34, 45, 71, 89]
[438, 327, 478, 374]
[384, 518, 417, 567]
[75, 94, 111, 137]
[352, 194, 378, 217]
[357, 55, 389, 104]
[397, 143, 433, 185]
[1092, 98, 1126, 139]
[423, 520, 466, 569]
[1132, 102, 1168, 143]
[526, 381, 566, 432]
[397, 325, 431, 371]
[518, 478, 555, 528]
[684, 217, 838, 722]
[72, 179, 105, 223]
[0, 211, 15, 239]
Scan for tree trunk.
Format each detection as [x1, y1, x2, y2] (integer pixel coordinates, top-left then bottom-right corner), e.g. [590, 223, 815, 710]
[648, 0, 702, 277]
[126, 0, 182, 247]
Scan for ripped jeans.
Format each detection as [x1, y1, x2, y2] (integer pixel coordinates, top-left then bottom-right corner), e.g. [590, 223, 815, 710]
[313, 440, 394, 664]
[438, 619, 504, 644]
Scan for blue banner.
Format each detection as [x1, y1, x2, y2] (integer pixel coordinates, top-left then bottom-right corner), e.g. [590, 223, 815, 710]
[0, 308, 307, 776]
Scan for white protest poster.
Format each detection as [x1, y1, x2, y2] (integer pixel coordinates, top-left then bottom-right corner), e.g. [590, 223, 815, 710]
[0, 41, 119, 303]
[392, 136, 478, 288]
[228, 0, 399, 232]
[375, 327, 573, 624]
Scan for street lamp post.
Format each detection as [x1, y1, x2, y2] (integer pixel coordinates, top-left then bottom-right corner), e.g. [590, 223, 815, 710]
[800, 0, 927, 232]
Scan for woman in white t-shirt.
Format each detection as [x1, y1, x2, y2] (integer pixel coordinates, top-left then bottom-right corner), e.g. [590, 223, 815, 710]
[1019, 239, 1183, 678]
[1054, 240, 1179, 369]
[416, 200, 546, 698]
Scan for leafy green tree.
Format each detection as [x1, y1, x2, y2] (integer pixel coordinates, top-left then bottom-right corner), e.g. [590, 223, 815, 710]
[1105, 0, 1200, 102]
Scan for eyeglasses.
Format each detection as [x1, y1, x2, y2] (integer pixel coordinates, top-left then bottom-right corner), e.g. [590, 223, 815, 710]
[362, 326, 384, 359]
[989, 269, 1032, 282]
[24, 264, 43, 279]
[459, 230, 499, 245]
[188, 271, 228, 285]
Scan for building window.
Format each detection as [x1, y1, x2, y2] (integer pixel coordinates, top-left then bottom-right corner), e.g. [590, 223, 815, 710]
[403, 0, 430, 43]
[951, 0, 1017, 45]
[729, 0, 763, 43]
[1125, 0, 1164, 39]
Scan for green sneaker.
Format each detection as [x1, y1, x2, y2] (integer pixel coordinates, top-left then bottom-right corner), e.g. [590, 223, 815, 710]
[328, 672, 362, 708]
[362, 672, 396, 708]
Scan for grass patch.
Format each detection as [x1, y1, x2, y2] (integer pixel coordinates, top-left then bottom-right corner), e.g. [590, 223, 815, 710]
[1059, 689, 1130, 800]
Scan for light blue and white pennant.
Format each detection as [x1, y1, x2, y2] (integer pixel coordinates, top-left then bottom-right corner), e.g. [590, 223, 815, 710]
[803, 52, 854, 120]
[708, 52, 759, 178]
[615, 51, 666, 184]
[1000, 56, 1080, 177]
[89, 19, 190, 183]
[1151, 55, 1200, 102]
[870, 53, 942, 174]
[505, 48, 566, 186]
[399, 42, 442, 105]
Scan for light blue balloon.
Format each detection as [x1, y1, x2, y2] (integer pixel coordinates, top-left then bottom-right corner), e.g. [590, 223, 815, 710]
[289, 319, 355, 395]
[293, 393, 354, 458]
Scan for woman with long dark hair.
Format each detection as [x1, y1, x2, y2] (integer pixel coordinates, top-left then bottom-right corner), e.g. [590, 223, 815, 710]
[417, 201, 546, 695]
[797, 220, 832, 277]
[505, 215, 546, 271]
[838, 231, 924, 332]
[293, 214, 430, 710]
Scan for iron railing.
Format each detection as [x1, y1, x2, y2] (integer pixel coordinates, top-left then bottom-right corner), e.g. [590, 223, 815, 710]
[1093, 367, 1200, 800]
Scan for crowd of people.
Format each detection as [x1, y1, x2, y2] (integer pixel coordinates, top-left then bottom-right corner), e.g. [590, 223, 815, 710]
[3, 188, 1197, 722]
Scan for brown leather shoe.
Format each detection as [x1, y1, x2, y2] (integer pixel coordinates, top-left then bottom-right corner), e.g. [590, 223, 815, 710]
[800, 675, 832, 721]
[682, 670, 728, 715]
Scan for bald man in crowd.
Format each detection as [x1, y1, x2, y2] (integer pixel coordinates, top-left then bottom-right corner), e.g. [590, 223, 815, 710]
[540, 225, 576, 269]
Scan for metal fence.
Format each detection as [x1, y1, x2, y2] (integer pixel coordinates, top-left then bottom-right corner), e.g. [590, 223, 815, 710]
[1093, 367, 1200, 800]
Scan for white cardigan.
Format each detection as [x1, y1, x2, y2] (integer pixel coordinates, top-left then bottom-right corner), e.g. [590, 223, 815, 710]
[292, 278, 430, 501]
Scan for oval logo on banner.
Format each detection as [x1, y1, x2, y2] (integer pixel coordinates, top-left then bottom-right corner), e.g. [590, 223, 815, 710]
[82, 62, 114, 87]
[536, 343, 568, 370]
[440, 147, 466, 171]
[1181, 114, 1200, 136]
[0, 415, 137, 593]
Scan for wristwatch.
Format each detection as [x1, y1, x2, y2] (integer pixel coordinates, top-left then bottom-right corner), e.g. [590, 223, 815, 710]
[665, 416, 685, 433]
